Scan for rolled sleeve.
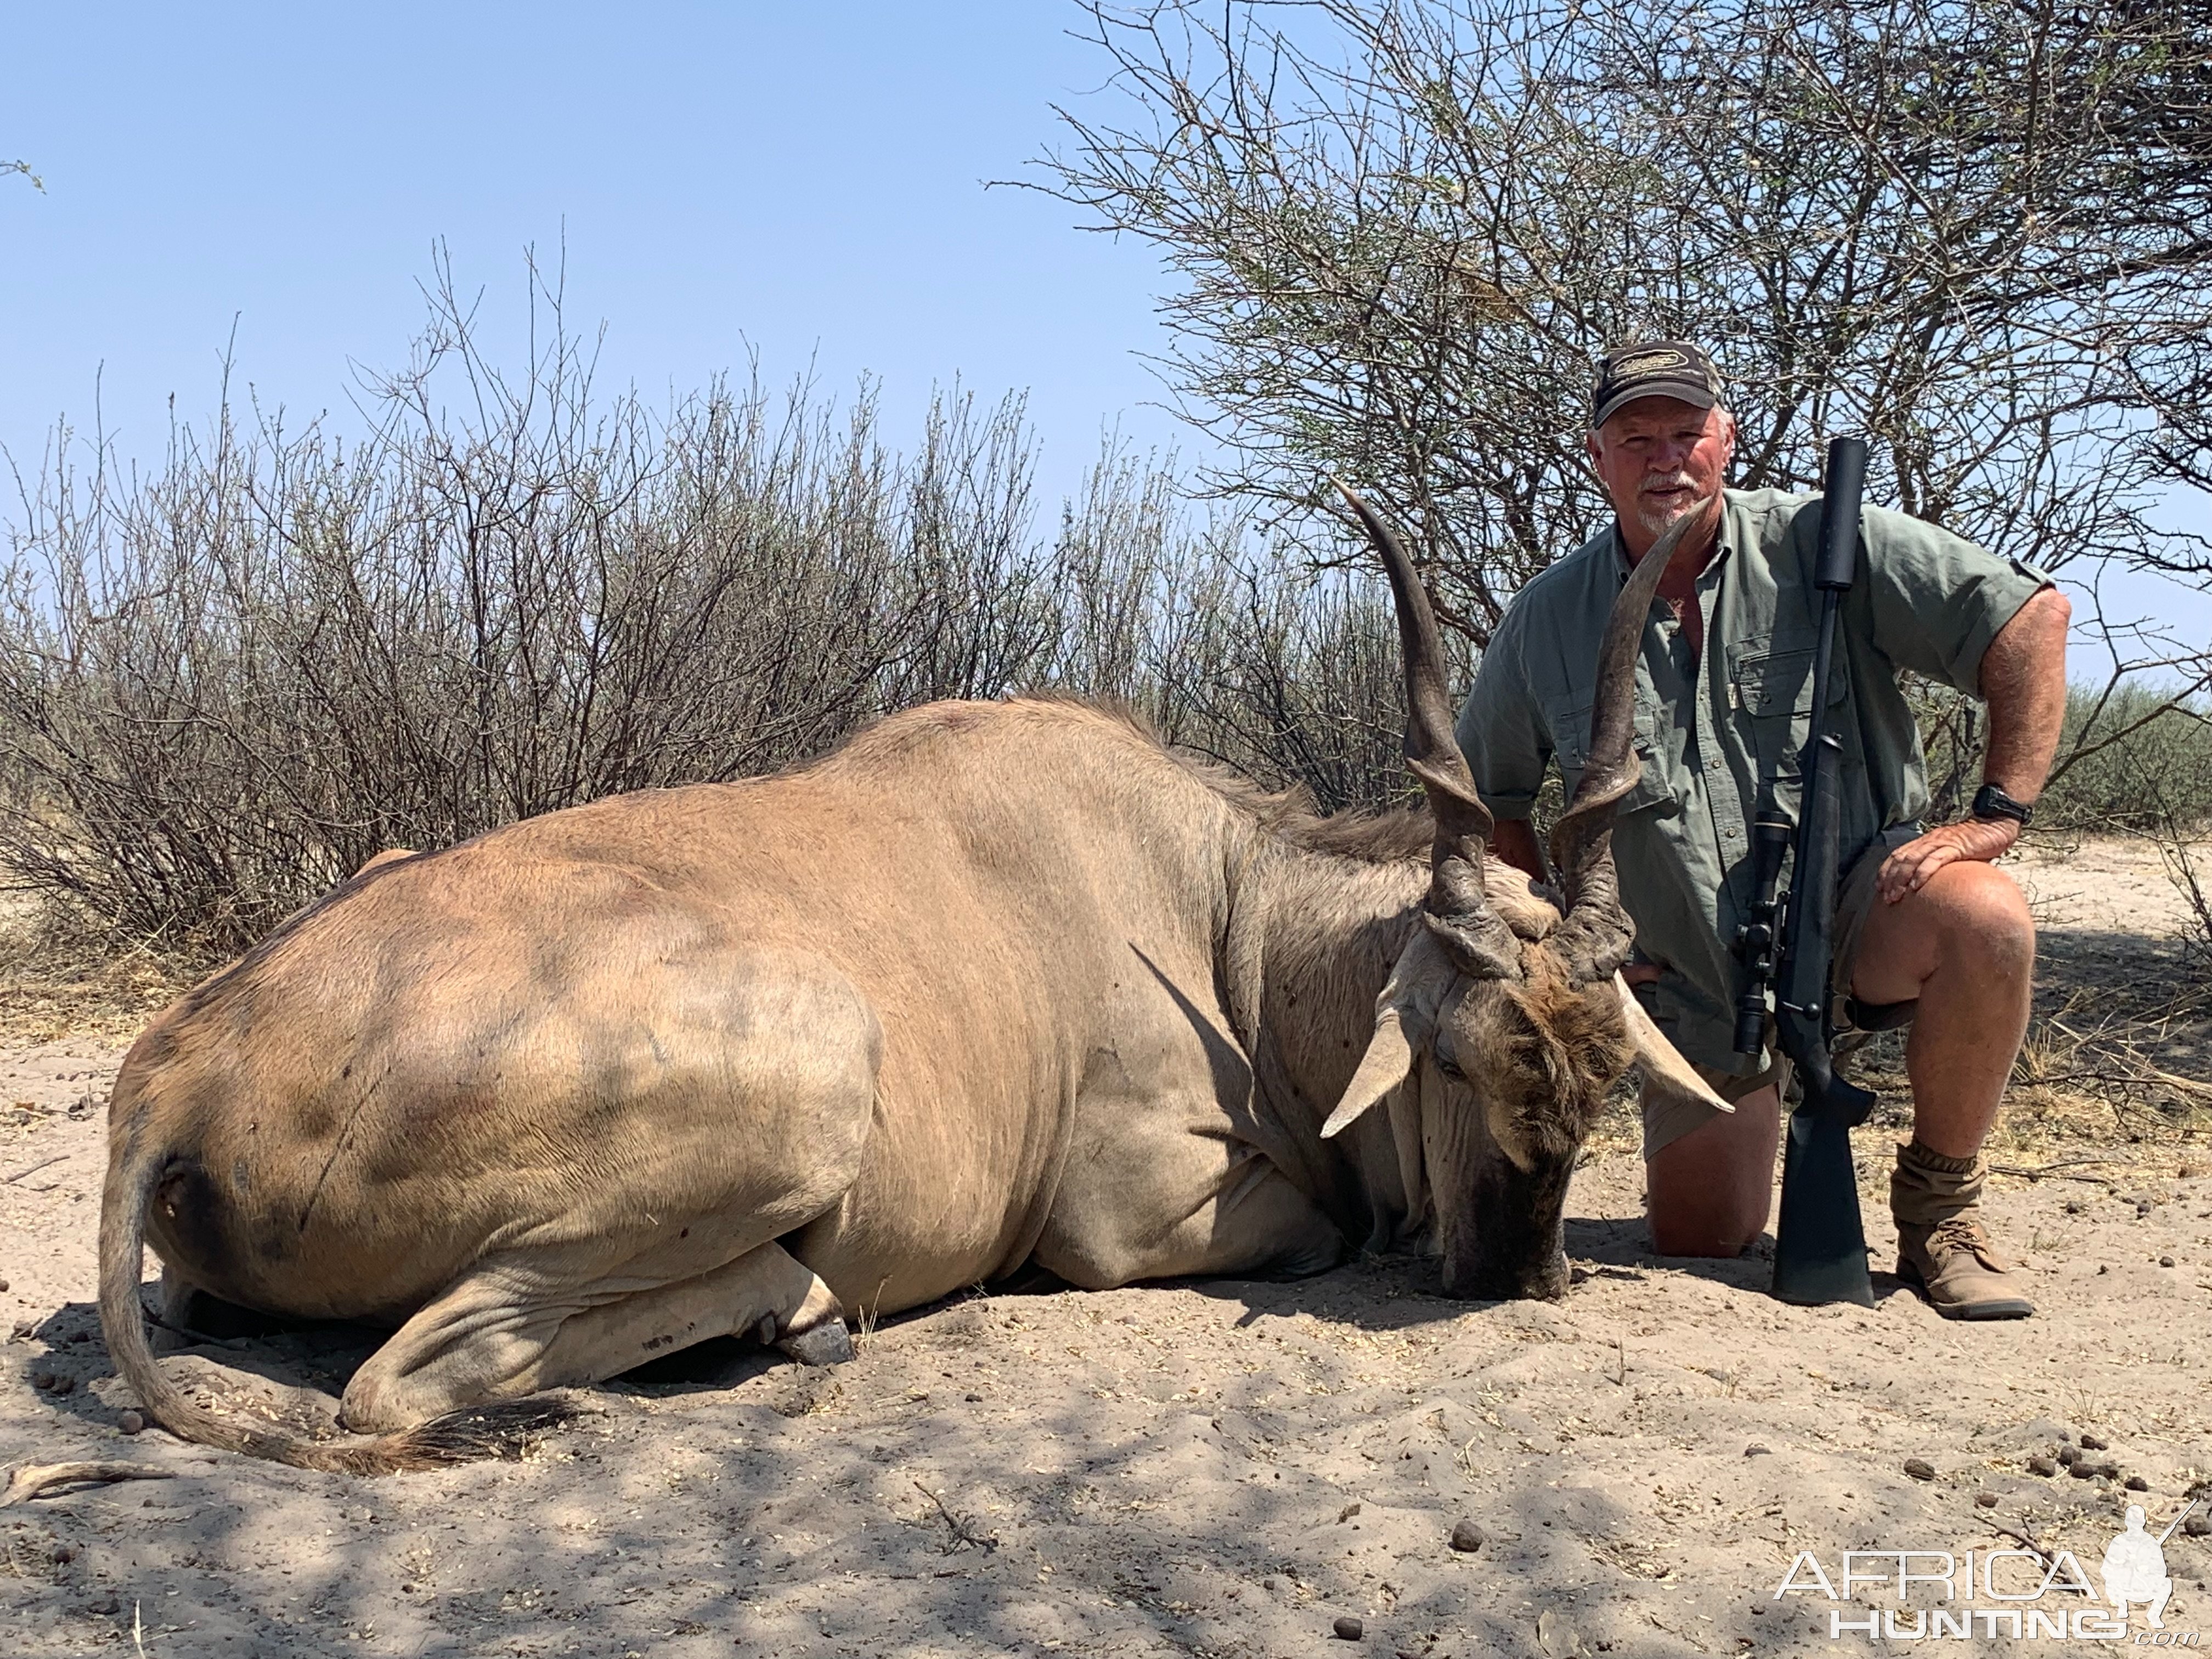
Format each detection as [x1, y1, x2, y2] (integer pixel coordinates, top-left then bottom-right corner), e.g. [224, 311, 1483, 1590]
[1859, 505, 2054, 696]
[1457, 619, 1551, 821]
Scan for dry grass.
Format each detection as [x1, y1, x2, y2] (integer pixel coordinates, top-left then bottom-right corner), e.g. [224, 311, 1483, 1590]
[0, 895, 190, 1046]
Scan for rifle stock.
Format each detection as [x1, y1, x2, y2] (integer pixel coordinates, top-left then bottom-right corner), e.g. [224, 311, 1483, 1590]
[1768, 437, 1877, 1307]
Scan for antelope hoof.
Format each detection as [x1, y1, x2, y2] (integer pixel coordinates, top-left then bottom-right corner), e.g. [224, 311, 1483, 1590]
[778, 1317, 854, 1367]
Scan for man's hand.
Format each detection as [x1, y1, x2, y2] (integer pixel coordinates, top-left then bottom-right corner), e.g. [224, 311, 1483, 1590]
[1876, 817, 2021, 904]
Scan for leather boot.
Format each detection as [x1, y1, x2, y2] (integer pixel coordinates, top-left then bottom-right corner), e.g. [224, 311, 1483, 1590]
[1891, 1140, 2034, 1320]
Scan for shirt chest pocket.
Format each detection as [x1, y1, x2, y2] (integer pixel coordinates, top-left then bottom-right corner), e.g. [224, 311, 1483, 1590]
[1730, 633, 1852, 778]
[1545, 696, 1677, 816]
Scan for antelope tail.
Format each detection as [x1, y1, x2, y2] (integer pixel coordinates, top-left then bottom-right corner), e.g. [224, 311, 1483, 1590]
[98, 1138, 568, 1476]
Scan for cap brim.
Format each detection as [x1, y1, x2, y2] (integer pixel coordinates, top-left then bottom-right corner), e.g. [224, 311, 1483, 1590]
[1593, 380, 1718, 429]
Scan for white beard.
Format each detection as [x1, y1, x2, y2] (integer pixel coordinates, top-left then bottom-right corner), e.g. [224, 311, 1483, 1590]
[1630, 477, 1700, 540]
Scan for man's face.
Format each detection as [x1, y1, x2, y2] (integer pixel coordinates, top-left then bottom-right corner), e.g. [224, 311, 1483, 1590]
[1586, 397, 1736, 544]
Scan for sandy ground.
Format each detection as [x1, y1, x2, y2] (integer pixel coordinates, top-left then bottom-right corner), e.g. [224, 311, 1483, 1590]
[2, 839, 2209, 1657]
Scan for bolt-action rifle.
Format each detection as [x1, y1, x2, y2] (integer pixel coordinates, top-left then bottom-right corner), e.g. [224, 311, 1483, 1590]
[1735, 436, 1878, 1307]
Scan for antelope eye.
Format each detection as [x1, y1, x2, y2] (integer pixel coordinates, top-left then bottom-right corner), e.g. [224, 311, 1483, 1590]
[1433, 1049, 1466, 1081]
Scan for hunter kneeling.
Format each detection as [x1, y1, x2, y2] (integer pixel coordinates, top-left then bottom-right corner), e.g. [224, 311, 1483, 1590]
[1457, 340, 2070, 1320]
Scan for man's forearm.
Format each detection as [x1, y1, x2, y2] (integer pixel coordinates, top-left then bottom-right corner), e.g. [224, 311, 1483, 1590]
[1492, 817, 1547, 881]
[1976, 586, 2070, 805]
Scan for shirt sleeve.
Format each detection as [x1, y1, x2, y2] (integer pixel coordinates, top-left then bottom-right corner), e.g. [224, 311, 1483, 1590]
[1455, 608, 1552, 822]
[1855, 505, 2055, 697]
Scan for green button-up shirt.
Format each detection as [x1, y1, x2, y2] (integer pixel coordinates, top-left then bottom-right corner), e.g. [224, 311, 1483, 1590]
[1455, 487, 2051, 1075]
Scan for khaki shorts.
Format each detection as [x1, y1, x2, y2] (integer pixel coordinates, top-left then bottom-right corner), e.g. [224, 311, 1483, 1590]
[1641, 825, 1922, 1158]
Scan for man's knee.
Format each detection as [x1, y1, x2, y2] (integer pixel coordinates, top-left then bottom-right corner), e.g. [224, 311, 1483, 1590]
[1645, 1089, 1779, 1256]
[1923, 860, 2034, 963]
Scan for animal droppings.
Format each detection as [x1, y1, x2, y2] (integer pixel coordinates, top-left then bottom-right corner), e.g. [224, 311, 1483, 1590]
[2160, 1255, 2177, 1268]
[1903, 1458, 1936, 1481]
[0, 1277, 9, 1291]
[1450, 1520, 1487, 1553]
[2056, 1444, 2080, 1465]
[116, 1410, 144, 1435]
[52, 1543, 76, 1564]
[2079, 1434, 2109, 1451]
[2125, 1475, 2150, 1492]
[2184, 1516, 2212, 1538]
[2027, 1455, 2058, 1476]
[1333, 1616, 1364, 1640]
[1743, 1443, 1772, 1457]
[2070, 1459, 2099, 1479]
[1974, 1492, 1999, 1508]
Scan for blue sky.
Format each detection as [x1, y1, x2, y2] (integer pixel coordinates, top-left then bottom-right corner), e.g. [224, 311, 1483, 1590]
[2, 1, 2206, 656]
[0, 3, 1186, 510]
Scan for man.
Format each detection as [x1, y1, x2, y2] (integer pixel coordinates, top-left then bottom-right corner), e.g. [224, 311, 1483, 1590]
[1457, 340, 2070, 1319]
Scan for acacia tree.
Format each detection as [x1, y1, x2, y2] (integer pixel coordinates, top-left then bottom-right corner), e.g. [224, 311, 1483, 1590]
[1037, 0, 2212, 670]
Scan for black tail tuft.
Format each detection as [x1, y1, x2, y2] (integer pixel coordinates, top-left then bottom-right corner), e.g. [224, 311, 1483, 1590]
[391, 1397, 587, 1468]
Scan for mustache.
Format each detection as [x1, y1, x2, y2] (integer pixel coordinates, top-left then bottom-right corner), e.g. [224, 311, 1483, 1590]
[1639, 473, 1696, 494]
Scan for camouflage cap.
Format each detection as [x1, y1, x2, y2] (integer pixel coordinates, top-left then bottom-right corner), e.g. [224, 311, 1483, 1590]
[1590, 340, 1724, 428]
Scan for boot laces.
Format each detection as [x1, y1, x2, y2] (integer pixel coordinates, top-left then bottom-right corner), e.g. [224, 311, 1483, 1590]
[1926, 1214, 1997, 1263]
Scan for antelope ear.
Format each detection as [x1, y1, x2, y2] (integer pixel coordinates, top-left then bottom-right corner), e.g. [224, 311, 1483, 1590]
[1613, 973, 1732, 1114]
[1322, 931, 1453, 1139]
[1322, 1006, 1418, 1139]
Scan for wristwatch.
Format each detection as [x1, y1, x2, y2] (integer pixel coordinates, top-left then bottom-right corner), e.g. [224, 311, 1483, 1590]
[1971, 782, 2034, 828]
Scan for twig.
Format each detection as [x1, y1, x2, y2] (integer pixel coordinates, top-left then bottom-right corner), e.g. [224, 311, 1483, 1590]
[0, 1462, 177, 1506]
[1987, 1519, 2053, 1570]
[2146, 1068, 2212, 1101]
[2, 1154, 67, 1186]
[912, 1479, 997, 1554]
[139, 1303, 255, 1353]
[1987, 1157, 2125, 1181]
[2024, 1068, 2182, 1093]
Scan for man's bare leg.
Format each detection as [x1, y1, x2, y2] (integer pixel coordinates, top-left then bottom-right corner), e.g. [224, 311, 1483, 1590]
[1850, 859, 2035, 1150]
[1646, 1086, 1779, 1255]
[1854, 857, 2036, 1316]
